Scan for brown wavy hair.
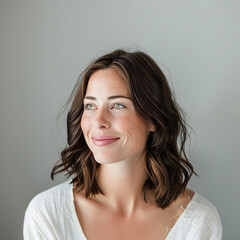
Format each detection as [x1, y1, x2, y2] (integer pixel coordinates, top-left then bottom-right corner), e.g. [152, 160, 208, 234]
[51, 49, 197, 209]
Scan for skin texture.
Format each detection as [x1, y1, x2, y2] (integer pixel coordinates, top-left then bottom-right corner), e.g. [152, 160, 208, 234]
[74, 68, 194, 240]
[81, 68, 155, 165]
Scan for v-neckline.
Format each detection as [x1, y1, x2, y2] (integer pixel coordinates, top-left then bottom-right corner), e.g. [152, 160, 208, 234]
[69, 181, 196, 240]
[165, 191, 197, 239]
[70, 183, 88, 240]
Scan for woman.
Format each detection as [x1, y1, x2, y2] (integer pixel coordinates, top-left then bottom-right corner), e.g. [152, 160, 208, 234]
[24, 49, 222, 239]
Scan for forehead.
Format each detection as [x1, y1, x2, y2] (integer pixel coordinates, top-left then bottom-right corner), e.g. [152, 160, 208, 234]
[85, 68, 129, 97]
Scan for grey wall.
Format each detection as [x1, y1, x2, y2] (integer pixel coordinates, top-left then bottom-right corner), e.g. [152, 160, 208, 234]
[1, 0, 239, 239]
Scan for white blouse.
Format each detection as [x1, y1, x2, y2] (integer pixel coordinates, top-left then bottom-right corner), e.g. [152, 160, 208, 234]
[23, 180, 222, 240]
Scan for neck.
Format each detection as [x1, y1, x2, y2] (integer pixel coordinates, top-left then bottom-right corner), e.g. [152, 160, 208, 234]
[95, 156, 152, 218]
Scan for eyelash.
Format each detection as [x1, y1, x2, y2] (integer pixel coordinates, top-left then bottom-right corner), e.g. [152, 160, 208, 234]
[83, 103, 126, 110]
[84, 103, 96, 110]
[111, 103, 126, 109]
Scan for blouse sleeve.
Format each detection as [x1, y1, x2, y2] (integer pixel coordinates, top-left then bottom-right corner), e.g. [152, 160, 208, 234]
[188, 198, 223, 240]
[200, 207, 223, 240]
[169, 192, 223, 240]
[23, 204, 48, 240]
[23, 195, 58, 240]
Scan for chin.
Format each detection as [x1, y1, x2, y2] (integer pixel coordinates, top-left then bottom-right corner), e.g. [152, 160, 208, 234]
[93, 153, 123, 165]
[94, 157, 120, 165]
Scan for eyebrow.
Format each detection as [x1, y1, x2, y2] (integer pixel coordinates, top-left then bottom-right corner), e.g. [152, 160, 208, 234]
[84, 95, 132, 101]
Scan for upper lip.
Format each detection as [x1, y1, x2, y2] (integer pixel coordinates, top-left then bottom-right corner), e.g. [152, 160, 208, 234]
[91, 136, 120, 140]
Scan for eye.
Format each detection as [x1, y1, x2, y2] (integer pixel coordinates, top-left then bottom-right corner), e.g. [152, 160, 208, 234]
[84, 103, 96, 110]
[112, 103, 126, 109]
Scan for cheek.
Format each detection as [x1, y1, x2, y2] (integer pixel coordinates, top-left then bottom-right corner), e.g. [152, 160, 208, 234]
[115, 115, 130, 130]
[80, 115, 89, 135]
[118, 115, 149, 138]
[114, 114, 137, 137]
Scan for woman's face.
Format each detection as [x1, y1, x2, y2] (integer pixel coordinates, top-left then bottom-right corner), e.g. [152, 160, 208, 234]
[81, 68, 155, 164]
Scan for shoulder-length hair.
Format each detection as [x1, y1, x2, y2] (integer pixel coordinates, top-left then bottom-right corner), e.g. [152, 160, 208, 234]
[51, 49, 196, 209]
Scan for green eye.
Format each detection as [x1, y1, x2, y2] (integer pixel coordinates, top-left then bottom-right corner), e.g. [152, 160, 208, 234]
[84, 104, 95, 110]
[113, 103, 125, 109]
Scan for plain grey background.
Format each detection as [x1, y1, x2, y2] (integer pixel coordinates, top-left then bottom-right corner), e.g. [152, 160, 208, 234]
[1, 0, 239, 239]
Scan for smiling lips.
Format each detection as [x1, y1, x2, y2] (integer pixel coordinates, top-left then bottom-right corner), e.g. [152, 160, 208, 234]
[92, 136, 120, 146]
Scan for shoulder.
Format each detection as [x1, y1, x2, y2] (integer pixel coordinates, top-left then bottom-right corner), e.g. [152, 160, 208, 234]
[26, 180, 72, 213]
[23, 180, 77, 239]
[181, 192, 223, 239]
[189, 192, 221, 222]
[24, 180, 73, 226]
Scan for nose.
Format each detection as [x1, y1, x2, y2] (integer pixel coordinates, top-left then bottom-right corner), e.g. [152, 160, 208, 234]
[93, 108, 111, 129]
